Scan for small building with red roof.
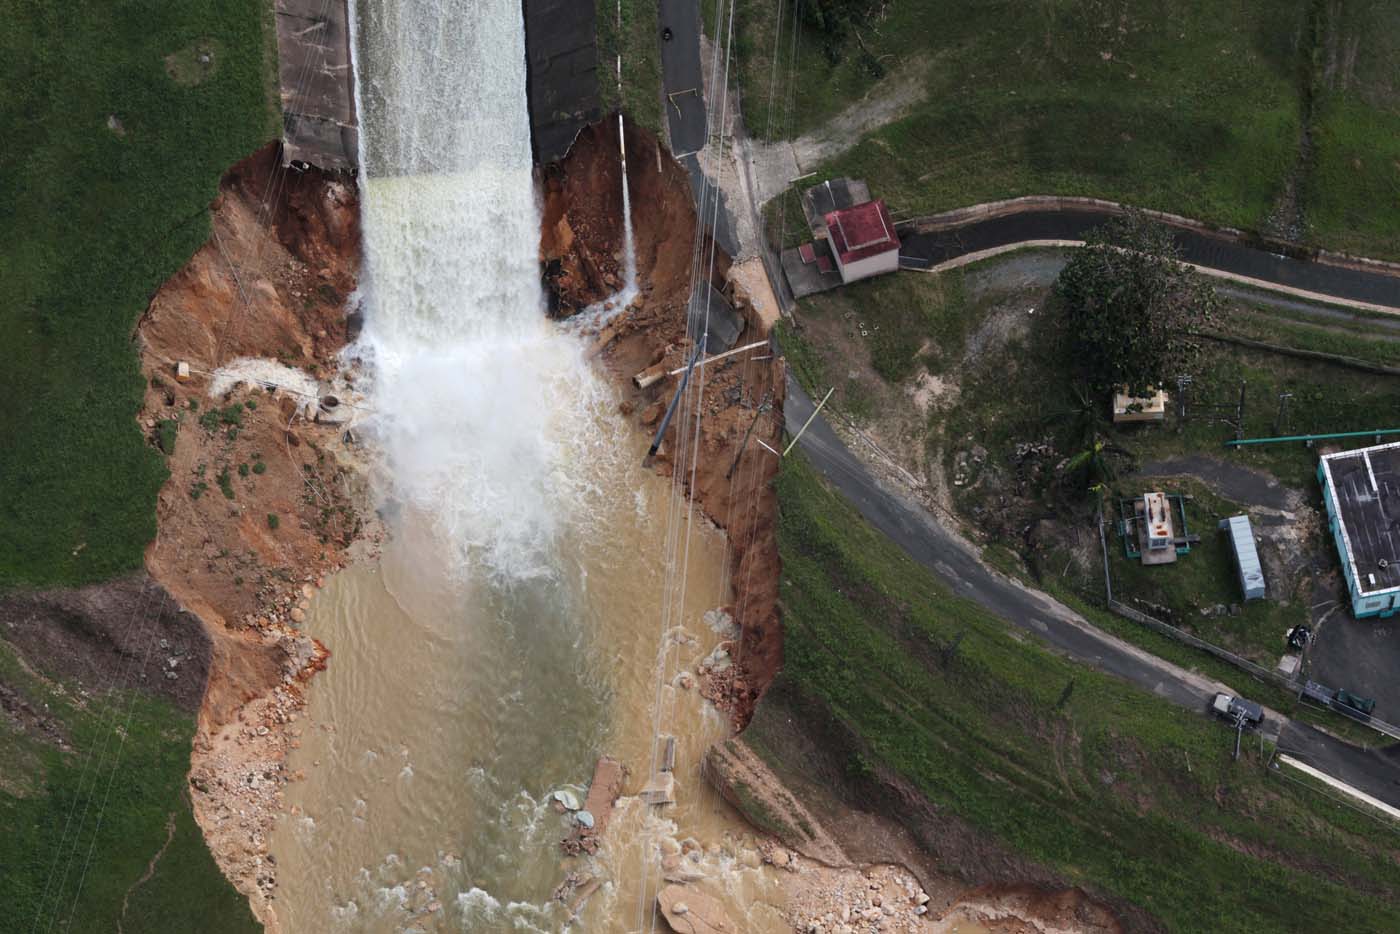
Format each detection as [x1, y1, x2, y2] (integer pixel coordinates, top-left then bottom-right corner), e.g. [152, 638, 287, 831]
[823, 198, 899, 284]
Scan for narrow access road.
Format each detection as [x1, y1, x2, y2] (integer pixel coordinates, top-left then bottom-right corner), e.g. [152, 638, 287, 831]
[658, 0, 706, 156]
[900, 210, 1400, 311]
[785, 376, 1400, 809]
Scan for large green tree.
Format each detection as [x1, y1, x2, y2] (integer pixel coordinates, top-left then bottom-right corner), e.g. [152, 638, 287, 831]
[1054, 211, 1220, 397]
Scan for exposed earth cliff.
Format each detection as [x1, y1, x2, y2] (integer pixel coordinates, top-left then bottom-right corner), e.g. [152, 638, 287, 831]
[134, 142, 369, 929]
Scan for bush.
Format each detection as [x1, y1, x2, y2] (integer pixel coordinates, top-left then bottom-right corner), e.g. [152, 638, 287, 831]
[216, 467, 235, 500]
[266, 513, 279, 530]
[156, 419, 179, 456]
[252, 461, 267, 475]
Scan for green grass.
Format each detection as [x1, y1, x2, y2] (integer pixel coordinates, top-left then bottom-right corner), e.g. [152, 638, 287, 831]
[596, 0, 663, 135]
[1301, 1, 1400, 257]
[0, 640, 257, 933]
[763, 453, 1400, 931]
[801, 266, 970, 381]
[1105, 479, 1306, 665]
[0, 0, 276, 588]
[782, 254, 1400, 720]
[729, 0, 1400, 258]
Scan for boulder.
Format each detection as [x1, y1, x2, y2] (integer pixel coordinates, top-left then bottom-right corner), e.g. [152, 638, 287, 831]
[657, 884, 736, 933]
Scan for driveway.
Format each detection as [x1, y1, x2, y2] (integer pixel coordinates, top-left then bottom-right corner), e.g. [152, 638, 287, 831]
[899, 211, 1400, 311]
[784, 375, 1400, 808]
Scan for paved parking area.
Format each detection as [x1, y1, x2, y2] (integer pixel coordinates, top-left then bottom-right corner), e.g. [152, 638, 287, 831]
[1309, 603, 1400, 727]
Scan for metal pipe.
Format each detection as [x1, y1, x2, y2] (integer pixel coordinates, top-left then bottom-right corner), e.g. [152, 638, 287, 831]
[1225, 428, 1400, 447]
[645, 346, 703, 461]
[667, 339, 770, 376]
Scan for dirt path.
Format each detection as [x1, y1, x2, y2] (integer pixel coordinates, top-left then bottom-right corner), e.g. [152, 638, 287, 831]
[747, 56, 929, 206]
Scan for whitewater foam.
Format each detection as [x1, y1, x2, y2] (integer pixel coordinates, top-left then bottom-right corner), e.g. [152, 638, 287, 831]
[349, 0, 619, 582]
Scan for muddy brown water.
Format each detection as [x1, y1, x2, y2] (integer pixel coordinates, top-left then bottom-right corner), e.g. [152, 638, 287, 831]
[268, 434, 788, 931]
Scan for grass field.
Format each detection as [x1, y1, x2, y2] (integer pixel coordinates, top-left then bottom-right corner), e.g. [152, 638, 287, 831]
[596, 0, 664, 135]
[761, 453, 1400, 931]
[0, 640, 258, 933]
[1301, 1, 1400, 257]
[778, 249, 1400, 732]
[0, 0, 277, 588]
[726, 0, 1400, 258]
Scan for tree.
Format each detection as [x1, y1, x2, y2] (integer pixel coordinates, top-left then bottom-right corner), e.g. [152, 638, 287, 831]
[1053, 210, 1220, 397]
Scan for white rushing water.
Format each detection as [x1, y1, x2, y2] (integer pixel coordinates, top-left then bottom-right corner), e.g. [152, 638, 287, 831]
[268, 4, 786, 932]
[351, 0, 614, 582]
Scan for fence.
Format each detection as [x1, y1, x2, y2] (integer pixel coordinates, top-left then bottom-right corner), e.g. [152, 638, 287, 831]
[1097, 504, 1400, 741]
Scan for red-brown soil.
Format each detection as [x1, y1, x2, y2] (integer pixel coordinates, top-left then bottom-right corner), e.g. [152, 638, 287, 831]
[542, 118, 784, 725]
[134, 142, 367, 928]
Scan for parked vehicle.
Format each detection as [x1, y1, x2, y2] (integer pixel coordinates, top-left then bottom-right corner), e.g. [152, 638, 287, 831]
[1211, 692, 1264, 727]
[1333, 689, 1376, 718]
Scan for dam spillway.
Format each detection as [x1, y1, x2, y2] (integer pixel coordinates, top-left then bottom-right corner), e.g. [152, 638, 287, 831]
[266, 1, 782, 930]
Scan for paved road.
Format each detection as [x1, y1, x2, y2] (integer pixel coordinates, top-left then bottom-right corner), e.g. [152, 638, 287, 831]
[658, 0, 706, 155]
[900, 211, 1400, 310]
[784, 376, 1400, 808]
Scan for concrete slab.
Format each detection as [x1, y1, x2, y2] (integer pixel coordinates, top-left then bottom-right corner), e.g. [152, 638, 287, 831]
[523, 0, 602, 164]
[780, 246, 842, 299]
[275, 0, 357, 171]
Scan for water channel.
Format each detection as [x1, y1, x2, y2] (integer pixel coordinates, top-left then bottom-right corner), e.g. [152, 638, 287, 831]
[267, 0, 784, 929]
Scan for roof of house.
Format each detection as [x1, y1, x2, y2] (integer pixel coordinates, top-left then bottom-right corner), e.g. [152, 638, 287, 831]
[824, 199, 899, 265]
[1320, 441, 1400, 596]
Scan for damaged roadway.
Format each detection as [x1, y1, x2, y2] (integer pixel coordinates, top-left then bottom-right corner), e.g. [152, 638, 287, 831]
[783, 376, 1400, 809]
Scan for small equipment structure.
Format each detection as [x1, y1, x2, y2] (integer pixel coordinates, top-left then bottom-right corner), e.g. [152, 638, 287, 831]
[1119, 491, 1193, 565]
[1112, 386, 1168, 424]
[1219, 514, 1266, 600]
[1318, 440, 1400, 618]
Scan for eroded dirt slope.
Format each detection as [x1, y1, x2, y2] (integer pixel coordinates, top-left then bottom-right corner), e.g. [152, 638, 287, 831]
[135, 142, 367, 929]
[543, 117, 785, 724]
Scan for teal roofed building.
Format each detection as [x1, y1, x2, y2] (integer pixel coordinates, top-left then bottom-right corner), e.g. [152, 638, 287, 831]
[1319, 442, 1400, 618]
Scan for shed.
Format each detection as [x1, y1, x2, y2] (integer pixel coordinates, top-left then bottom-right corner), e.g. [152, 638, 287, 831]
[1219, 515, 1265, 600]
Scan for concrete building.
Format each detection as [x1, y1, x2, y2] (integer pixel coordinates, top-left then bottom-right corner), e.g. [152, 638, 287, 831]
[1319, 441, 1400, 617]
[823, 199, 900, 284]
[780, 178, 903, 298]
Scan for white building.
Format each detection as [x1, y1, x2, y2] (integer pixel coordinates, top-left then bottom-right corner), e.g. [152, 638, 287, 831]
[822, 199, 899, 284]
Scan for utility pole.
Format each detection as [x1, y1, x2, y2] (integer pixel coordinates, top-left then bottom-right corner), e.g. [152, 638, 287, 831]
[726, 392, 772, 480]
[783, 387, 835, 457]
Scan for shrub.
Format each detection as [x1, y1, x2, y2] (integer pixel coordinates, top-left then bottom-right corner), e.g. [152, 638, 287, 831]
[156, 419, 179, 456]
[266, 513, 279, 531]
[216, 467, 234, 500]
[252, 461, 267, 475]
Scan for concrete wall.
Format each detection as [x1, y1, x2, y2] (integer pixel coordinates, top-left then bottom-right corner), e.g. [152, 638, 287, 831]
[835, 248, 899, 284]
[275, 0, 358, 171]
[522, 0, 602, 164]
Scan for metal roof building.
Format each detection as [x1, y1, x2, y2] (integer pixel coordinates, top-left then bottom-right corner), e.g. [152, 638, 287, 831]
[1219, 515, 1265, 601]
[1318, 441, 1400, 618]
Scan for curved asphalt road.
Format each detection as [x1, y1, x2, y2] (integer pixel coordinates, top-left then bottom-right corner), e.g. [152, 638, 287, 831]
[785, 376, 1400, 808]
[900, 211, 1400, 309]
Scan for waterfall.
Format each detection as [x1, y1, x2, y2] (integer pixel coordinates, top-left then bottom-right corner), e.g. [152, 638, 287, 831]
[350, 0, 614, 581]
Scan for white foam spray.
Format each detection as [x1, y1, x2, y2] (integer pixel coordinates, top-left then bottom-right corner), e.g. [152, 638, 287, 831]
[349, 0, 617, 581]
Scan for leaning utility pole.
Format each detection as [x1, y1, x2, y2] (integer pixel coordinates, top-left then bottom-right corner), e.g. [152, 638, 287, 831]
[783, 387, 834, 457]
[725, 392, 772, 480]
